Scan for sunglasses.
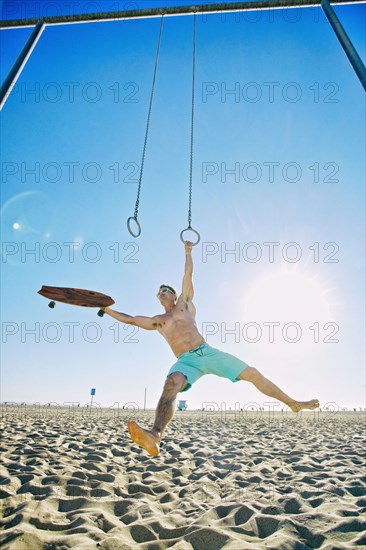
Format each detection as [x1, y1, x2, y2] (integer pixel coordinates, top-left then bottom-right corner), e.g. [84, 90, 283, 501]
[157, 287, 175, 297]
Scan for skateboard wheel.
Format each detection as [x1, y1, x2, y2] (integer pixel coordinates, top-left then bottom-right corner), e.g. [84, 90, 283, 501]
[97, 309, 105, 317]
[48, 301, 56, 309]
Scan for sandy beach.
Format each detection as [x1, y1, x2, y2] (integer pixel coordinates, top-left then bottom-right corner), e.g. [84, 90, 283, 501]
[1, 406, 365, 549]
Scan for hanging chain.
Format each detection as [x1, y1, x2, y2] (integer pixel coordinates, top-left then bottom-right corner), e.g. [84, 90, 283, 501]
[188, 11, 196, 229]
[180, 11, 200, 247]
[133, 14, 164, 221]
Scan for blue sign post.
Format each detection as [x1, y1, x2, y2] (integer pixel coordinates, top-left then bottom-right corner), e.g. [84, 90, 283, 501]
[90, 388, 96, 406]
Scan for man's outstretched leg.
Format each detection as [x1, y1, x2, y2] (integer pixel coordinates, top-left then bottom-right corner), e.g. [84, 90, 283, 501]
[128, 372, 187, 457]
[237, 367, 319, 412]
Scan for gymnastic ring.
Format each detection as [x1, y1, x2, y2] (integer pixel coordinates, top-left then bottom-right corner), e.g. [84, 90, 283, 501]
[180, 227, 200, 246]
[127, 217, 141, 238]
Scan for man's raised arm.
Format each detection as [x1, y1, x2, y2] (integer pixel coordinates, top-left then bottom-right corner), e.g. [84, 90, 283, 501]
[182, 241, 194, 302]
[102, 308, 158, 330]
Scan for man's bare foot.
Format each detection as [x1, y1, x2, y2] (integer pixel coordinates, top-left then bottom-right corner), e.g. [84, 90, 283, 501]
[127, 421, 160, 457]
[288, 399, 319, 413]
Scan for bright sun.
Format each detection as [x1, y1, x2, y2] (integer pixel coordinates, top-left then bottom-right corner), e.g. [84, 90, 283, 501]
[243, 269, 335, 357]
[245, 270, 332, 324]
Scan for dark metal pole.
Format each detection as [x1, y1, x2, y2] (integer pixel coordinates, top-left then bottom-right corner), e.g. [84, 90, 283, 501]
[0, 19, 45, 110]
[0, 0, 364, 28]
[321, 0, 366, 91]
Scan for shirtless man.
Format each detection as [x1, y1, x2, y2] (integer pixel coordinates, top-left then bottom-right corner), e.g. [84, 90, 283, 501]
[103, 241, 319, 457]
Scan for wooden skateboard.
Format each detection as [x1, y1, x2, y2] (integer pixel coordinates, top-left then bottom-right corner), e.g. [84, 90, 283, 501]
[38, 286, 115, 317]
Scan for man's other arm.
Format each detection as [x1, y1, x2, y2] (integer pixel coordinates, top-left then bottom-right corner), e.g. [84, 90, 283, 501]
[102, 308, 159, 330]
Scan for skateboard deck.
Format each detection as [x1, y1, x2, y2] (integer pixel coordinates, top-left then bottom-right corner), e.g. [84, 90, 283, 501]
[38, 286, 115, 317]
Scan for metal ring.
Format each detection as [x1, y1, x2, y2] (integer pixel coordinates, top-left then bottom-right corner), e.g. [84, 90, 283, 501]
[127, 217, 141, 238]
[180, 227, 200, 246]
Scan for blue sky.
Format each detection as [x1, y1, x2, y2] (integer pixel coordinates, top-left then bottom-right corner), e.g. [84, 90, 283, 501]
[1, 0, 365, 411]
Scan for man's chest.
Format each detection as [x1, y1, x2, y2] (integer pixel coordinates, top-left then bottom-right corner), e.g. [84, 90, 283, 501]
[160, 306, 193, 328]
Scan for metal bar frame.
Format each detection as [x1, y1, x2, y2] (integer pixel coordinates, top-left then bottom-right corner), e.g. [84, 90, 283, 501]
[0, 19, 45, 110]
[0, 0, 364, 28]
[0, 0, 365, 111]
[321, 0, 366, 90]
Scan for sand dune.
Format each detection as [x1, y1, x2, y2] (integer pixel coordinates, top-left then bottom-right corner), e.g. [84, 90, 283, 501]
[1, 407, 365, 549]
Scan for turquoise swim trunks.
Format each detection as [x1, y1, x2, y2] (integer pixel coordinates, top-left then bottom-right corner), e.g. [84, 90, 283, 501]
[166, 342, 249, 392]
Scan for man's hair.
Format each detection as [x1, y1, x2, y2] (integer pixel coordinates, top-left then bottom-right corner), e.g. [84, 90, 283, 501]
[159, 284, 177, 295]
